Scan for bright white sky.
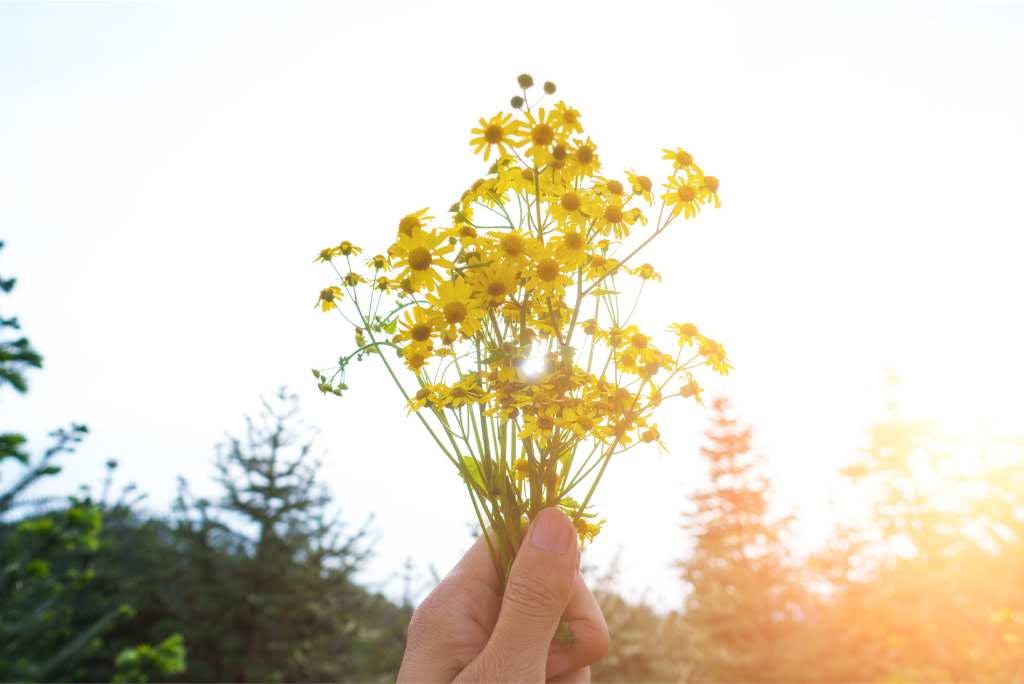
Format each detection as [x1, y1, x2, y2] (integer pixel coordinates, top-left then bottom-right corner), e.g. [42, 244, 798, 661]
[3, 1, 1023, 606]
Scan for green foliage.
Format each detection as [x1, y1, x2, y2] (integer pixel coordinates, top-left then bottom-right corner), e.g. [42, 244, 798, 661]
[0, 241, 43, 396]
[113, 634, 186, 683]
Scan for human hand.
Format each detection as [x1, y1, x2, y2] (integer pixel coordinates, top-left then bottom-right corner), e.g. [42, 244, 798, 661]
[397, 508, 610, 683]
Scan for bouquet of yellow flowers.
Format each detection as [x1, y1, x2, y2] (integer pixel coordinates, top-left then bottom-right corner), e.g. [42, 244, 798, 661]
[313, 74, 729, 584]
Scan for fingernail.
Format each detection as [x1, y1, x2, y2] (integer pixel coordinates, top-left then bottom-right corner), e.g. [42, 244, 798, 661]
[529, 508, 574, 553]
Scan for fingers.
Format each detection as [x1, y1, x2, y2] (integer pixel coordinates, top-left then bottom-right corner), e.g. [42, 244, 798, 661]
[469, 508, 580, 681]
[398, 534, 503, 683]
[545, 574, 610, 680]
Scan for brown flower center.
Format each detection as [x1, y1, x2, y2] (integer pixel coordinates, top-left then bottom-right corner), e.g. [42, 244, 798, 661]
[604, 205, 623, 224]
[443, 301, 468, 324]
[531, 123, 554, 146]
[501, 234, 526, 257]
[487, 281, 508, 299]
[537, 258, 560, 282]
[408, 247, 432, 271]
[575, 146, 594, 164]
[676, 185, 696, 202]
[411, 324, 432, 342]
[564, 231, 584, 250]
[484, 124, 504, 144]
[560, 192, 581, 212]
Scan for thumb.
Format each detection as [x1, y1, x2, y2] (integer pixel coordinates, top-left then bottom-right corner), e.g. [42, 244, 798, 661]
[481, 508, 579, 675]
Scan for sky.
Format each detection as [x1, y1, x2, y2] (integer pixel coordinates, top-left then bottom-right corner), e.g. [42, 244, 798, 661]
[2, 0, 1023, 605]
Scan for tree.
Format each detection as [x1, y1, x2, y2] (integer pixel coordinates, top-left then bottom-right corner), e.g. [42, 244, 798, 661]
[677, 397, 804, 682]
[0, 241, 173, 682]
[138, 388, 408, 682]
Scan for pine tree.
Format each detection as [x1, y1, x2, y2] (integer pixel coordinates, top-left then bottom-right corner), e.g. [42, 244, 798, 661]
[153, 387, 404, 682]
[678, 397, 802, 682]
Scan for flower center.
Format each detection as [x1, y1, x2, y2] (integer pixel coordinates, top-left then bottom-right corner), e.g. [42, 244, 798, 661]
[531, 123, 554, 146]
[705, 176, 719, 193]
[443, 301, 468, 324]
[575, 146, 594, 164]
[487, 281, 508, 298]
[537, 258, 560, 282]
[408, 247, 432, 271]
[538, 416, 554, 431]
[451, 387, 467, 399]
[320, 289, 334, 301]
[607, 180, 624, 195]
[564, 231, 584, 250]
[578, 416, 594, 430]
[484, 124, 504, 144]
[552, 144, 568, 160]
[411, 324, 432, 342]
[631, 334, 648, 349]
[637, 175, 652, 192]
[604, 205, 623, 224]
[560, 192, 581, 212]
[676, 185, 696, 202]
[501, 234, 525, 257]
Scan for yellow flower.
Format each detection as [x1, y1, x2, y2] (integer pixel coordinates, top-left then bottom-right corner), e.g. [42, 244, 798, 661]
[697, 172, 721, 208]
[558, 404, 609, 442]
[680, 377, 703, 405]
[626, 169, 654, 204]
[489, 229, 534, 266]
[513, 457, 531, 484]
[551, 101, 583, 135]
[524, 244, 573, 299]
[436, 374, 485, 409]
[519, 406, 559, 448]
[396, 306, 436, 346]
[515, 107, 560, 165]
[400, 346, 431, 373]
[342, 272, 365, 287]
[389, 229, 454, 292]
[407, 384, 441, 413]
[662, 147, 697, 170]
[593, 197, 641, 239]
[427, 279, 485, 338]
[631, 263, 661, 281]
[316, 286, 343, 312]
[365, 254, 390, 270]
[549, 187, 598, 228]
[470, 112, 521, 161]
[698, 336, 731, 375]
[662, 175, 702, 219]
[670, 322, 699, 346]
[551, 227, 589, 269]
[398, 208, 433, 237]
[314, 247, 336, 263]
[574, 517, 604, 544]
[471, 262, 520, 307]
[336, 241, 362, 256]
[567, 137, 601, 178]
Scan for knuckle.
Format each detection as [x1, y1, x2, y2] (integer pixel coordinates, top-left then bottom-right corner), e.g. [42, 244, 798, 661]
[503, 571, 564, 619]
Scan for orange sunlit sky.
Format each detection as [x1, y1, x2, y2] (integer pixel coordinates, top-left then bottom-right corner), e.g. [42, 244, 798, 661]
[3, 1, 1023, 604]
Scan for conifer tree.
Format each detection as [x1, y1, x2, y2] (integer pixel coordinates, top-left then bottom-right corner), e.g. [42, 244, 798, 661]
[677, 397, 802, 682]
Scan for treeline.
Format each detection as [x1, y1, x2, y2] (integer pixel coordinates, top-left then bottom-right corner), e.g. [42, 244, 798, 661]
[6, 239, 1024, 683]
[591, 398, 1024, 682]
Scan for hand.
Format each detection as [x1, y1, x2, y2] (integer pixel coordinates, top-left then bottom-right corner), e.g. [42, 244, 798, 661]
[397, 508, 610, 683]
